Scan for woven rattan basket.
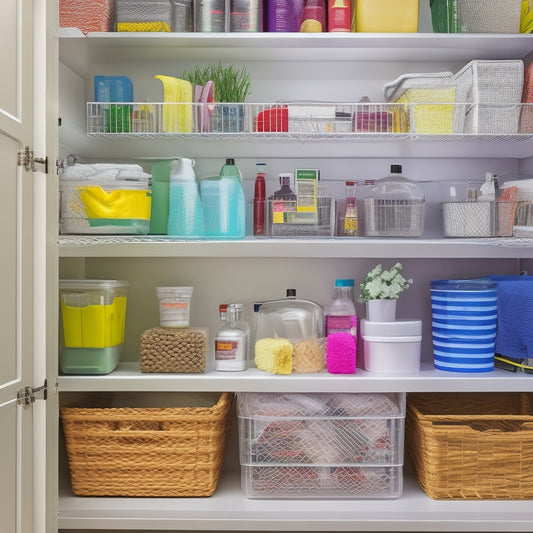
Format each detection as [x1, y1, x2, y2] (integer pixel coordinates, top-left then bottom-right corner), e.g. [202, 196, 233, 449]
[61, 391, 234, 497]
[406, 392, 533, 500]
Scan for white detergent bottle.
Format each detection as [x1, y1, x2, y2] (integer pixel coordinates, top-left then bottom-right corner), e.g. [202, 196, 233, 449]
[167, 158, 205, 238]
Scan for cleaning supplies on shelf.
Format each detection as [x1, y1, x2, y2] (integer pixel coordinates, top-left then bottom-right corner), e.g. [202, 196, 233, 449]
[167, 158, 205, 238]
[94, 75, 134, 133]
[253, 163, 267, 236]
[200, 158, 246, 239]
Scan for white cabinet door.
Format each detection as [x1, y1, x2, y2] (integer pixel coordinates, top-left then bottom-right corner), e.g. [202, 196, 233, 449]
[0, 0, 35, 532]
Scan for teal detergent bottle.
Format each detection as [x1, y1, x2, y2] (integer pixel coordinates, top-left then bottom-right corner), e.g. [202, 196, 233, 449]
[200, 158, 246, 239]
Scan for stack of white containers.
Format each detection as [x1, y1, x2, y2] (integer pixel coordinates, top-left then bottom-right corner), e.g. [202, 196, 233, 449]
[360, 318, 422, 374]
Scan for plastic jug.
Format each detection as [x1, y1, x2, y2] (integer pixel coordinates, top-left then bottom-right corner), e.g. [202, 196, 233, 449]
[149, 159, 171, 234]
[167, 158, 205, 238]
[200, 158, 246, 239]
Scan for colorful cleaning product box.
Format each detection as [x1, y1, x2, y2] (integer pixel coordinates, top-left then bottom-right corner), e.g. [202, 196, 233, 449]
[59, 280, 129, 374]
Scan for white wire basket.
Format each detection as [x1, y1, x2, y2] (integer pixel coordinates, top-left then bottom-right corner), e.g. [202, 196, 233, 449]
[454, 60, 524, 134]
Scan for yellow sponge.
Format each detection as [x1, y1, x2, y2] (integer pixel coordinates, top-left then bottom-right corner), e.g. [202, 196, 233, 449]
[255, 338, 293, 375]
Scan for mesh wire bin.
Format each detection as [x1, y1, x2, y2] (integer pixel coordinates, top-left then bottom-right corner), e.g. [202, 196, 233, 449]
[238, 392, 405, 499]
[116, 0, 173, 31]
[457, 0, 522, 33]
[383, 72, 461, 134]
[454, 60, 524, 134]
[59, 0, 115, 33]
[441, 201, 517, 238]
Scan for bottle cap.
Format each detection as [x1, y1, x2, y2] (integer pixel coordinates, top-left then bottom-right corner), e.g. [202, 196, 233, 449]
[226, 158, 235, 165]
[286, 289, 297, 297]
[334, 279, 354, 287]
[390, 164, 402, 174]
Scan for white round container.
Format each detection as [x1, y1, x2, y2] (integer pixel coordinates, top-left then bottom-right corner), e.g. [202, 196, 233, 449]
[363, 335, 422, 374]
[156, 286, 193, 328]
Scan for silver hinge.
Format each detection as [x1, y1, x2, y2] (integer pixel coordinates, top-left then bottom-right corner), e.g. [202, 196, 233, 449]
[17, 379, 48, 407]
[17, 146, 48, 174]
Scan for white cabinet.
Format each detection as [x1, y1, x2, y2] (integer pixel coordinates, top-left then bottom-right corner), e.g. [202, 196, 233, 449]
[52, 7, 533, 532]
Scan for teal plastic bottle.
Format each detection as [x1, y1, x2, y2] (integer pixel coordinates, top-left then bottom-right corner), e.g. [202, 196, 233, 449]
[167, 158, 205, 238]
[200, 158, 246, 239]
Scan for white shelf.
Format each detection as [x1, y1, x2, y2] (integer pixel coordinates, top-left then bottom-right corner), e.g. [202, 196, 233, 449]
[59, 31, 533, 65]
[57, 362, 533, 393]
[58, 236, 533, 259]
[57, 470, 533, 531]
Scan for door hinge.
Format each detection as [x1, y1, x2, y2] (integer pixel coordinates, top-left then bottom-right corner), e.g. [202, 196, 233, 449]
[17, 379, 48, 407]
[17, 146, 48, 174]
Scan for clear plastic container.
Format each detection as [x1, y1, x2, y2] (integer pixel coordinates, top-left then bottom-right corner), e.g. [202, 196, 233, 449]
[156, 286, 193, 327]
[237, 391, 405, 499]
[59, 280, 129, 374]
[363, 165, 425, 237]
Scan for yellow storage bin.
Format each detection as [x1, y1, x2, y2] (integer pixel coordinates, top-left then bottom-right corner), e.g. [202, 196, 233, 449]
[59, 280, 129, 375]
[355, 0, 419, 32]
[384, 72, 459, 134]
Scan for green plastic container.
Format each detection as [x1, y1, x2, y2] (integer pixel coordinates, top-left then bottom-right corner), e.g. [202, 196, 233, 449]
[149, 160, 172, 234]
[430, 0, 460, 33]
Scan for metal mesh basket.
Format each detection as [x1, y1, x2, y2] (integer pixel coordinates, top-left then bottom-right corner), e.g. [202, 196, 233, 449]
[454, 60, 524, 134]
[457, 0, 522, 33]
[116, 0, 172, 30]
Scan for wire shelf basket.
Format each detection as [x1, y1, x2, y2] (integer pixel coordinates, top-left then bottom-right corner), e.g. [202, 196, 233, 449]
[86, 101, 533, 139]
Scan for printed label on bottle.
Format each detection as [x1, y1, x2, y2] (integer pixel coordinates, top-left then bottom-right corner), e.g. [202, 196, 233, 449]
[325, 315, 357, 336]
[215, 338, 243, 360]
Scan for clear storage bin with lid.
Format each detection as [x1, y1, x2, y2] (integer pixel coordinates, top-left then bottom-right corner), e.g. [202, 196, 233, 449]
[364, 165, 425, 237]
[254, 289, 325, 374]
[59, 280, 129, 374]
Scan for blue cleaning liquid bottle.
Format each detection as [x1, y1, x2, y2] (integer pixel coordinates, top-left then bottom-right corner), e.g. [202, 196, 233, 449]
[200, 158, 246, 239]
[167, 158, 205, 238]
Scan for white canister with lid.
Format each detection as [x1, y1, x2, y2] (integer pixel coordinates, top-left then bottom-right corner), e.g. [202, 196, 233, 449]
[156, 286, 194, 328]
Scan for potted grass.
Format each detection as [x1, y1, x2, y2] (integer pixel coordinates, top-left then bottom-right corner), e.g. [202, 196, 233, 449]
[183, 63, 251, 133]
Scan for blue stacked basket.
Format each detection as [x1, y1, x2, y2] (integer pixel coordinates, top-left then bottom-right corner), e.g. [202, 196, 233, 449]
[430, 279, 498, 373]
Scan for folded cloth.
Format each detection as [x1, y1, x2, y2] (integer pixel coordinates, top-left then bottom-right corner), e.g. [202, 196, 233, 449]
[489, 275, 533, 360]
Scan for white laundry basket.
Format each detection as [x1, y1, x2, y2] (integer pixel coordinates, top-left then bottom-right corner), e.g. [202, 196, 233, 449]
[454, 60, 524, 134]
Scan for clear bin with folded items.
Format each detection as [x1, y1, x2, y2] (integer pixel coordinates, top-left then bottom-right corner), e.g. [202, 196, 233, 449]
[383, 72, 461, 135]
[430, 0, 523, 34]
[441, 174, 518, 238]
[488, 275, 533, 374]
[115, 0, 173, 32]
[363, 165, 425, 237]
[454, 59, 524, 134]
[254, 289, 326, 375]
[59, 162, 151, 235]
[237, 391, 406, 499]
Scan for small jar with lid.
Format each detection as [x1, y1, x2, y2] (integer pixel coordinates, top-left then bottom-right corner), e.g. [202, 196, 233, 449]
[215, 303, 249, 372]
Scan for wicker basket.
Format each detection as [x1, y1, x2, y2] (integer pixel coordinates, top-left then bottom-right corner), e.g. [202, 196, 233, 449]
[406, 392, 533, 500]
[59, 0, 115, 33]
[61, 391, 234, 496]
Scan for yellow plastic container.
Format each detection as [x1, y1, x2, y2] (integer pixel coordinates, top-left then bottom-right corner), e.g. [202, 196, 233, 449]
[59, 280, 129, 374]
[355, 0, 419, 32]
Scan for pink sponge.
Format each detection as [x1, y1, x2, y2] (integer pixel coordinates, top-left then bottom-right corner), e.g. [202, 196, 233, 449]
[326, 332, 356, 374]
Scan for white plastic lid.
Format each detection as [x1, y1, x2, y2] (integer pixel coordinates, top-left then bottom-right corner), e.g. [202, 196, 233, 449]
[360, 318, 422, 338]
[59, 279, 129, 291]
[363, 335, 422, 343]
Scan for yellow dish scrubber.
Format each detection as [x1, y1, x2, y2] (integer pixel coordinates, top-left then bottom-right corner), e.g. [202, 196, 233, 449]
[255, 338, 293, 375]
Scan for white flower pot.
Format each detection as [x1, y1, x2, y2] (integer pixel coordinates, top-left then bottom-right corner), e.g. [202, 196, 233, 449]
[366, 299, 397, 322]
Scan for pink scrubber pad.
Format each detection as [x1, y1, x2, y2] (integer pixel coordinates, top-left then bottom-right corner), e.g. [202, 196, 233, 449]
[326, 332, 356, 374]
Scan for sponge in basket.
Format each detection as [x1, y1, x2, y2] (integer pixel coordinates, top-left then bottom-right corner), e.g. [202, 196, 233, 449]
[255, 337, 293, 374]
[326, 332, 356, 374]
